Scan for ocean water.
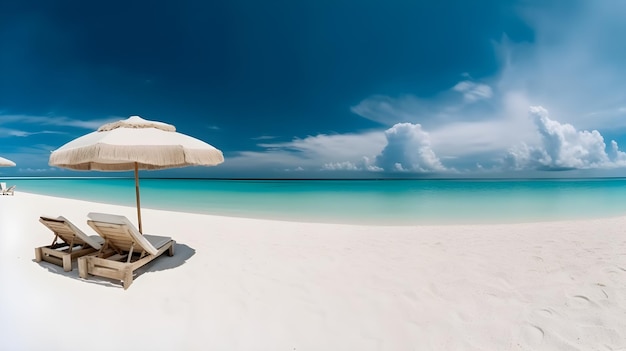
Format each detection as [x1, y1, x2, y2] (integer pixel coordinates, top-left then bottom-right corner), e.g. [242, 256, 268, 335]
[6, 177, 626, 225]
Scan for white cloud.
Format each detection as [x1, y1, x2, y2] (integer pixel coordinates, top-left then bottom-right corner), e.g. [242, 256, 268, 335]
[452, 80, 493, 102]
[0, 127, 66, 138]
[251, 135, 277, 140]
[221, 125, 448, 176]
[608, 140, 626, 163]
[493, 1, 626, 131]
[0, 114, 119, 130]
[19, 167, 57, 173]
[349, 94, 432, 126]
[342, 2, 626, 176]
[233, 123, 449, 175]
[504, 106, 625, 170]
[376, 123, 446, 173]
[212, 3, 626, 178]
[322, 161, 360, 171]
[350, 78, 494, 128]
[221, 131, 387, 175]
[220, 104, 624, 177]
[0, 127, 29, 137]
[284, 166, 305, 172]
[321, 157, 385, 172]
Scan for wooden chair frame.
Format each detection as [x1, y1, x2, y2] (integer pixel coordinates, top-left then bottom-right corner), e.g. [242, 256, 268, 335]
[36, 216, 102, 272]
[78, 216, 174, 289]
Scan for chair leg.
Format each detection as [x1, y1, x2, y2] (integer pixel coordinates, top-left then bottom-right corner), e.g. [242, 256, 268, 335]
[168, 241, 175, 256]
[62, 255, 72, 272]
[35, 247, 43, 262]
[123, 268, 133, 290]
[78, 257, 88, 279]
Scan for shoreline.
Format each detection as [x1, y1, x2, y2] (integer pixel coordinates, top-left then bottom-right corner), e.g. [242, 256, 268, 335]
[9, 177, 626, 226]
[13, 189, 626, 226]
[1, 192, 625, 350]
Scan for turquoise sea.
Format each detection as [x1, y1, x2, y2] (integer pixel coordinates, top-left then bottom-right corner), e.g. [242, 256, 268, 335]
[5, 178, 626, 225]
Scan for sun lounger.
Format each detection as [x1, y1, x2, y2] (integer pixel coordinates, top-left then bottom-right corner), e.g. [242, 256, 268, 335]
[78, 212, 175, 289]
[36, 216, 104, 272]
[3, 185, 15, 195]
[0, 182, 6, 194]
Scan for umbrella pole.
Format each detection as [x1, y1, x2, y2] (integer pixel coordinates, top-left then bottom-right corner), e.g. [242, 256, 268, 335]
[135, 162, 143, 234]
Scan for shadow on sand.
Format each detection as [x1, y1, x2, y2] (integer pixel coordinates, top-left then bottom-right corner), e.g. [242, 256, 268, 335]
[33, 242, 196, 289]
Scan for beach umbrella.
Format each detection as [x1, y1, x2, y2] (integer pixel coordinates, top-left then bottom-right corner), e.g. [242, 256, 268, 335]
[0, 156, 16, 167]
[0, 156, 16, 191]
[49, 116, 224, 233]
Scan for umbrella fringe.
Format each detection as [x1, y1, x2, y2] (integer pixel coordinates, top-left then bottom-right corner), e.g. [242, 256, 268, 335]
[49, 144, 224, 171]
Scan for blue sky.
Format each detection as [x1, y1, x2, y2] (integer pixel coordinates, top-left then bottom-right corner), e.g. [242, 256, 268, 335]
[1, 0, 626, 178]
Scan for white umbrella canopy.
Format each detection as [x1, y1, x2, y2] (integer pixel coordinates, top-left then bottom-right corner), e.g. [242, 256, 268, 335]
[49, 116, 224, 233]
[50, 116, 223, 170]
[0, 156, 16, 167]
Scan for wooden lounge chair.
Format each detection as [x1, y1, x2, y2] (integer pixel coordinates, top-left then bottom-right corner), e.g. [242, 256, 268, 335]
[78, 212, 175, 289]
[36, 216, 104, 272]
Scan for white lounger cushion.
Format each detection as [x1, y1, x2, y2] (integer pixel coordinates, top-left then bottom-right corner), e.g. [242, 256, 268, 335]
[40, 215, 103, 250]
[87, 212, 171, 256]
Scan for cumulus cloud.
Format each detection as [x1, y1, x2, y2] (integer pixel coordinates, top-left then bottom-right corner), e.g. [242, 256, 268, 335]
[376, 123, 446, 173]
[321, 157, 383, 172]
[322, 161, 360, 171]
[220, 124, 449, 176]
[214, 3, 626, 178]
[493, 1, 626, 131]
[343, 2, 626, 176]
[220, 104, 623, 178]
[224, 103, 624, 177]
[608, 140, 626, 163]
[504, 106, 626, 170]
[220, 131, 387, 176]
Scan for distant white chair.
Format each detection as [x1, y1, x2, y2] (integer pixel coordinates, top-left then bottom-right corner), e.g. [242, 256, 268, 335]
[0, 182, 6, 194]
[3, 185, 15, 196]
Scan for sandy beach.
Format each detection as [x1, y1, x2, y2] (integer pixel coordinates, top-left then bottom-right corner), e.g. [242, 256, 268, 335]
[1, 192, 625, 350]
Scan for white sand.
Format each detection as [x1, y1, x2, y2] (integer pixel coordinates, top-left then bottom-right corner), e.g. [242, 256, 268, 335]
[0, 192, 625, 350]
